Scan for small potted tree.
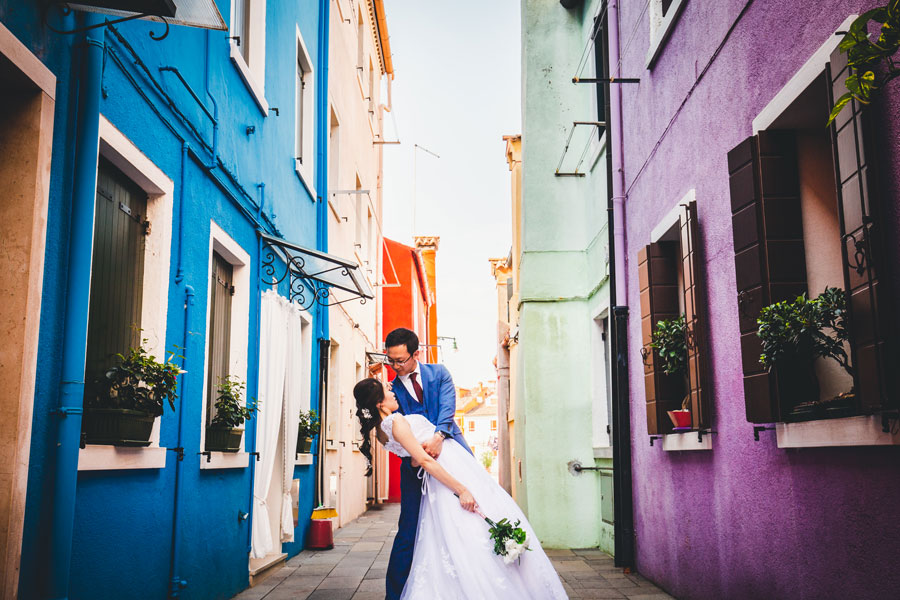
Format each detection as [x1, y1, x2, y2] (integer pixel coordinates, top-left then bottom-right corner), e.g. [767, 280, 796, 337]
[649, 315, 692, 429]
[296, 409, 320, 454]
[206, 376, 258, 452]
[82, 344, 182, 446]
[757, 287, 853, 420]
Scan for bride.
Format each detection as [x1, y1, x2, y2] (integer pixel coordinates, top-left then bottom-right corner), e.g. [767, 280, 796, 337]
[353, 378, 568, 599]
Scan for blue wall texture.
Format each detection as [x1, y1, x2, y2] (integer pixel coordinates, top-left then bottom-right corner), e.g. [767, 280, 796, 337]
[2, 0, 329, 597]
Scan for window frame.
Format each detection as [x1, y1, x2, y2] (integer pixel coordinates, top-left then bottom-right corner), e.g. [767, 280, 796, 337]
[737, 15, 900, 448]
[78, 116, 174, 471]
[198, 221, 252, 469]
[229, 0, 268, 114]
[645, 0, 687, 69]
[294, 24, 316, 195]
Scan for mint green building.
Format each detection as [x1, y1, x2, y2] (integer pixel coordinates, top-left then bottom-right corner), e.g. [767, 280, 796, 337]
[511, 0, 613, 553]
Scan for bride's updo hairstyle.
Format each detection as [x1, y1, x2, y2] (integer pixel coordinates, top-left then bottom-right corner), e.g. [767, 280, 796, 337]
[353, 378, 384, 476]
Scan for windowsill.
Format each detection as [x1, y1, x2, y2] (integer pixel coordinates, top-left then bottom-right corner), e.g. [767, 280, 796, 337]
[78, 445, 169, 471]
[662, 431, 712, 452]
[295, 453, 314, 465]
[230, 44, 268, 116]
[593, 446, 613, 459]
[200, 451, 250, 469]
[294, 160, 317, 202]
[645, 0, 687, 69]
[776, 415, 900, 448]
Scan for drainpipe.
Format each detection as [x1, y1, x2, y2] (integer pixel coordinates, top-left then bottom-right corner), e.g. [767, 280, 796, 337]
[247, 186, 265, 554]
[314, 0, 332, 502]
[175, 142, 188, 283]
[168, 285, 194, 597]
[48, 14, 104, 600]
[607, 0, 635, 570]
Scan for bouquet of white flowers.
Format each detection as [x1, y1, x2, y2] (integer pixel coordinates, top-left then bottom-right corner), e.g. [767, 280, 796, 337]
[484, 515, 530, 565]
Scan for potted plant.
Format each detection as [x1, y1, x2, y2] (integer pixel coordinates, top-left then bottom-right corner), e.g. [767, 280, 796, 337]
[206, 376, 258, 452]
[297, 409, 320, 454]
[82, 344, 182, 446]
[757, 287, 853, 420]
[649, 315, 692, 429]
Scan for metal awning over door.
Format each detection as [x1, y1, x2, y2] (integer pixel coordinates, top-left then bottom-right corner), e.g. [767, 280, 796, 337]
[260, 232, 374, 310]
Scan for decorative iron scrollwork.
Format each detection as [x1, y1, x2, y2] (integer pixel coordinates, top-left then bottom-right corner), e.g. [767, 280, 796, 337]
[640, 346, 651, 366]
[846, 231, 868, 276]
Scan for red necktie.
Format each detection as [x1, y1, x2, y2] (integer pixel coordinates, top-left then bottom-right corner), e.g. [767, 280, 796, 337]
[409, 372, 425, 405]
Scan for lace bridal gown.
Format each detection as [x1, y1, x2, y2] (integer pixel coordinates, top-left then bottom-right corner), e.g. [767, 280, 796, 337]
[380, 412, 568, 599]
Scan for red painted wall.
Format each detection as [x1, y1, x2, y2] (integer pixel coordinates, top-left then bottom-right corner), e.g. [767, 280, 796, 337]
[382, 238, 432, 502]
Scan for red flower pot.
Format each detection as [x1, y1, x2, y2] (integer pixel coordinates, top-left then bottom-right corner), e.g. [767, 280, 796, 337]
[667, 409, 692, 428]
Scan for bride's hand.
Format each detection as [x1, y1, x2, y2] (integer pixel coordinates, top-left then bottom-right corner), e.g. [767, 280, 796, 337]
[457, 489, 476, 512]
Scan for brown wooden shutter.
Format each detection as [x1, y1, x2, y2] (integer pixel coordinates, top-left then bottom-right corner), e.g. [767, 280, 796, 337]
[679, 201, 710, 430]
[827, 48, 894, 412]
[638, 242, 681, 435]
[84, 158, 147, 393]
[728, 132, 807, 423]
[206, 252, 234, 422]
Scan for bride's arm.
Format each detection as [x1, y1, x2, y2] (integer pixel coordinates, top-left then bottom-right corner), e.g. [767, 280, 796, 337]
[390, 416, 476, 512]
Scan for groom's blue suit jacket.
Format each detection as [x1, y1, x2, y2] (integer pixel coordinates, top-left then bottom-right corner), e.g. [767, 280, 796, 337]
[391, 361, 470, 454]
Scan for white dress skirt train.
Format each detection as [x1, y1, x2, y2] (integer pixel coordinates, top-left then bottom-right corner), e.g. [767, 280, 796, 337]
[380, 412, 568, 599]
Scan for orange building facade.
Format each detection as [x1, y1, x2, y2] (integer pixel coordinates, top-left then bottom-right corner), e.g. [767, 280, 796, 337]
[381, 236, 437, 501]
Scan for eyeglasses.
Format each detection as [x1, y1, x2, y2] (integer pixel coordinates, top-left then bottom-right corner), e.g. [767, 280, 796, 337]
[385, 354, 413, 366]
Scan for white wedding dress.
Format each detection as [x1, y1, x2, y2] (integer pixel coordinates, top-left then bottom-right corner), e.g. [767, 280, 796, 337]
[381, 412, 569, 599]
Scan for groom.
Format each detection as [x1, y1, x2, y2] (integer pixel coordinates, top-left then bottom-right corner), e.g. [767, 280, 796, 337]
[383, 327, 471, 599]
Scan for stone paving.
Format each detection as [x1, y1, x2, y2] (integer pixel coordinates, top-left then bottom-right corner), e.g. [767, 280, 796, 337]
[232, 503, 674, 600]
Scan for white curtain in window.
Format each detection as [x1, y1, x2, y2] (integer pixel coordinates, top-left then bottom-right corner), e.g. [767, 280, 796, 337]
[280, 305, 306, 542]
[251, 290, 289, 559]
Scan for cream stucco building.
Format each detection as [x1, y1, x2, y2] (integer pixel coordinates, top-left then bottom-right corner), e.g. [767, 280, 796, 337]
[323, 0, 393, 527]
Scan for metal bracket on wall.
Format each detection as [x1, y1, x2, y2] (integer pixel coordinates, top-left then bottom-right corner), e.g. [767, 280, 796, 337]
[198, 451, 212, 463]
[168, 447, 185, 461]
[752, 426, 775, 442]
[555, 121, 606, 177]
[649, 435, 662, 447]
[249, 452, 261, 462]
[572, 77, 641, 84]
[44, 5, 171, 40]
[697, 429, 715, 443]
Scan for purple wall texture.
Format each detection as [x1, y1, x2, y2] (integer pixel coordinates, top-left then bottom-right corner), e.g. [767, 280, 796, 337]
[618, 1, 900, 598]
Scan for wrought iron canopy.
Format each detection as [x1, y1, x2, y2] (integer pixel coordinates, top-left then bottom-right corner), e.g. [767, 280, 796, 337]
[67, 0, 227, 31]
[260, 232, 375, 310]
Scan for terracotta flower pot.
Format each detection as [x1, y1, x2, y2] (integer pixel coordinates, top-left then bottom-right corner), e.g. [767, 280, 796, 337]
[296, 434, 314, 454]
[667, 409, 692, 428]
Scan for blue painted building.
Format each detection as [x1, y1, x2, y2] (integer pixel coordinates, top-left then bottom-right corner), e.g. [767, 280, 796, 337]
[0, 1, 373, 598]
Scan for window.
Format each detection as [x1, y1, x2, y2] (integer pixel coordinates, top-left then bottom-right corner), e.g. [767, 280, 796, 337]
[206, 252, 233, 424]
[79, 116, 174, 471]
[230, 0, 268, 113]
[457, 417, 464, 429]
[729, 45, 893, 429]
[83, 157, 147, 398]
[591, 314, 612, 448]
[357, 7, 365, 79]
[295, 26, 315, 191]
[469, 421, 475, 433]
[639, 198, 711, 438]
[199, 222, 251, 468]
[646, 0, 686, 68]
[491, 420, 497, 432]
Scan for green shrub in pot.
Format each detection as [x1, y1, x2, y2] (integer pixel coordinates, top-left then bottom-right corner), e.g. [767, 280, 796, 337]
[757, 287, 853, 418]
[297, 409, 320, 454]
[206, 376, 259, 452]
[82, 344, 182, 446]
[649, 315, 692, 426]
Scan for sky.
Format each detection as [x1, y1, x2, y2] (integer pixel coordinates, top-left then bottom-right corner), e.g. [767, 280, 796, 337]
[380, 0, 522, 388]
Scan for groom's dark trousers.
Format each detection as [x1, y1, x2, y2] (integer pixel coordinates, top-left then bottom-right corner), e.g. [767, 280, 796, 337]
[385, 362, 471, 600]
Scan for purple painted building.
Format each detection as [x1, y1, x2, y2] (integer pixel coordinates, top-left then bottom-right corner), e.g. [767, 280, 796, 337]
[614, 1, 900, 598]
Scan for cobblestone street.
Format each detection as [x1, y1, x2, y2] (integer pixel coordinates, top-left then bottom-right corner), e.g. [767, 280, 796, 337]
[232, 503, 674, 600]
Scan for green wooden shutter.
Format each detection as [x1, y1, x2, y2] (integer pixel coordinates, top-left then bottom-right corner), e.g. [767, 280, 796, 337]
[827, 48, 896, 413]
[679, 201, 710, 430]
[638, 242, 681, 435]
[206, 252, 233, 422]
[728, 133, 807, 423]
[84, 157, 147, 394]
